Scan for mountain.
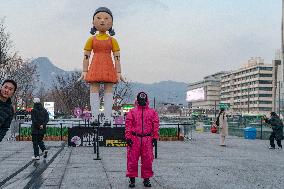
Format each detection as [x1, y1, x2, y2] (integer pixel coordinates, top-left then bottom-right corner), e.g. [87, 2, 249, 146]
[33, 57, 188, 104]
[31, 57, 71, 88]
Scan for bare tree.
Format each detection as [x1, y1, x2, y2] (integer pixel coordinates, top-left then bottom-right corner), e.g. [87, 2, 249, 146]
[0, 18, 38, 109]
[50, 73, 134, 116]
[113, 80, 133, 107]
[0, 18, 19, 81]
[51, 71, 90, 115]
[10, 60, 38, 108]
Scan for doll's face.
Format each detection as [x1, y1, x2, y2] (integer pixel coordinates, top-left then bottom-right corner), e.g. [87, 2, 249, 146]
[93, 12, 113, 32]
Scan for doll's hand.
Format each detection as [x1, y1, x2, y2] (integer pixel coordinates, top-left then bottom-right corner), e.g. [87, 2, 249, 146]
[78, 72, 87, 81]
[117, 73, 125, 82]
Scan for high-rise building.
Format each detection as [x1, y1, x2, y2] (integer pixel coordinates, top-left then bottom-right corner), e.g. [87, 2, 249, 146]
[221, 57, 273, 115]
[187, 72, 228, 117]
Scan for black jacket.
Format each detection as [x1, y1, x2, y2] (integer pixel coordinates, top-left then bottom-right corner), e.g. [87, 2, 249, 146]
[31, 103, 49, 135]
[0, 98, 14, 141]
[265, 116, 284, 141]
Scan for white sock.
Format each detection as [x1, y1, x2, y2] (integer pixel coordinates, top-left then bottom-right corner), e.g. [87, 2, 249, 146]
[90, 93, 100, 120]
[104, 93, 113, 119]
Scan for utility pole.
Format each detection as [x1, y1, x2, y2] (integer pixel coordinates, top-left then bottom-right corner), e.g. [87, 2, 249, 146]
[214, 100, 217, 118]
[281, 0, 284, 75]
[247, 88, 250, 113]
[279, 81, 281, 115]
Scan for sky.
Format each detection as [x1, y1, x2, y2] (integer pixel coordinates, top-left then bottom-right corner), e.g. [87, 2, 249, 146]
[0, 0, 282, 84]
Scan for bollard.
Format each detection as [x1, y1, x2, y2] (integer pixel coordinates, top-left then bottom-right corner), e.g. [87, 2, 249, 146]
[154, 140, 158, 159]
[18, 123, 22, 141]
[60, 123, 63, 141]
[177, 123, 180, 140]
[93, 127, 101, 160]
[260, 118, 263, 140]
[94, 115, 101, 160]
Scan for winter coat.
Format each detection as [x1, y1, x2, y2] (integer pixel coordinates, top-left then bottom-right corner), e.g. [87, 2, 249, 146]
[31, 103, 49, 135]
[125, 97, 159, 179]
[218, 112, 228, 137]
[0, 98, 14, 141]
[265, 116, 284, 141]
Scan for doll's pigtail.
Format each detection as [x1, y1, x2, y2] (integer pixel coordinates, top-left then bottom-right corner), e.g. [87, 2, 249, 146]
[108, 28, 115, 36]
[90, 27, 97, 35]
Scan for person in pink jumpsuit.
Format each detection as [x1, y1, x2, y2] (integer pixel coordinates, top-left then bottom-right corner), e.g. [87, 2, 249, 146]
[125, 92, 159, 188]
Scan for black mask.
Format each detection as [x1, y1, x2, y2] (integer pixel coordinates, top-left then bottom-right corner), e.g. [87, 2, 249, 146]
[137, 92, 147, 106]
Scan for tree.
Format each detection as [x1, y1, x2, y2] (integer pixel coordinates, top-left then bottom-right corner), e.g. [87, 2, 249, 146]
[0, 18, 19, 81]
[11, 60, 38, 108]
[113, 79, 133, 107]
[51, 71, 90, 115]
[0, 18, 38, 109]
[50, 72, 134, 116]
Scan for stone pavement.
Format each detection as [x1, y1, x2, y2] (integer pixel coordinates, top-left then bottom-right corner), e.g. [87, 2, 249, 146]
[0, 132, 283, 189]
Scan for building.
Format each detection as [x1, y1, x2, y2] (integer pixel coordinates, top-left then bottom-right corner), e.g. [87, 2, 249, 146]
[187, 72, 228, 117]
[221, 57, 274, 115]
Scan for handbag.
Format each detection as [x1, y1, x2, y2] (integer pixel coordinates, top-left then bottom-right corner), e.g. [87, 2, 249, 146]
[211, 123, 217, 133]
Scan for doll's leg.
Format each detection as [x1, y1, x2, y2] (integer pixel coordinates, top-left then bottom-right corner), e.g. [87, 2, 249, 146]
[104, 83, 114, 123]
[90, 83, 100, 122]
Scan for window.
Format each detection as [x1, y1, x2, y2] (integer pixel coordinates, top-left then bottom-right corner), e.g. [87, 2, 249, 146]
[259, 74, 272, 77]
[259, 94, 272, 97]
[259, 101, 272, 104]
[259, 67, 273, 71]
[259, 80, 272, 84]
[259, 87, 272, 91]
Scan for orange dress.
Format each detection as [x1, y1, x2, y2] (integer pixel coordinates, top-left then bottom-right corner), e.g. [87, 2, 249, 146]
[85, 37, 118, 83]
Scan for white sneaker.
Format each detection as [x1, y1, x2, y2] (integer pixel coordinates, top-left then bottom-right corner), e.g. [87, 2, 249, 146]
[32, 156, 40, 160]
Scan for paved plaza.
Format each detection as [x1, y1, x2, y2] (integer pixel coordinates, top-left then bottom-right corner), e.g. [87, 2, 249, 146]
[0, 132, 283, 189]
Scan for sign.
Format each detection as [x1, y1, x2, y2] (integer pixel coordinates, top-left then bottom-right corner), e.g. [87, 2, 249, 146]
[82, 110, 92, 120]
[74, 107, 82, 118]
[68, 127, 126, 147]
[219, 103, 230, 109]
[122, 104, 134, 112]
[44, 102, 55, 119]
[114, 116, 124, 125]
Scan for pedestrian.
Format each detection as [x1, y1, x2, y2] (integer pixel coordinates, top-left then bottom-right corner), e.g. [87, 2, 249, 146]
[216, 108, 228, 146]
[31, 98, 49, 160]
[0, 79, 17, 142]
[264, 112, 283, 149]
[80, 7, 124, 126]
[125, 92, 159, 188]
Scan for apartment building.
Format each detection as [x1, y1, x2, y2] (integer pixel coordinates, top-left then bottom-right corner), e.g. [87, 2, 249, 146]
[187, 72, 228, 116]
[221, 57, 273, 115]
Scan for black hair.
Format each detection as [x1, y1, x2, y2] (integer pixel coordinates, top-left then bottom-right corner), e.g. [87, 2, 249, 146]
[90, 7, 115, 36]
[270, 112, 278, 117]
[2, 79, 17, 92]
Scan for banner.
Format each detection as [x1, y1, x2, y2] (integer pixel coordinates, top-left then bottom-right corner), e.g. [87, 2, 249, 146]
[68, 126, 126, 147]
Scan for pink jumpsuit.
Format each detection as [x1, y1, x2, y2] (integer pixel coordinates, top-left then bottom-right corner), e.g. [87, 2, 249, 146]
[125, 100, 159, 179]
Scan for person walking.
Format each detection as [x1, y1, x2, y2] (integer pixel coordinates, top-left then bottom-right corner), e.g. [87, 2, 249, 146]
[125, 92, 159, 188]
[31, 98, 49, 160]
[264, 112, 283, 149]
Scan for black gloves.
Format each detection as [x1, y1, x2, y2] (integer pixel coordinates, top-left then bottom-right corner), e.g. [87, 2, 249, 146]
[152, 138, 157, 147]
[126, 139, 133, 147]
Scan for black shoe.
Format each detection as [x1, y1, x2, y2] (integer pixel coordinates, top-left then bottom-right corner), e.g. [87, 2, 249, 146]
[278, 146, 282, 149]
[43, 150, 48, 158]
[129, 177, 135, 188]
[269, 146, 275, 149]
[143, 178, 151, 187]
